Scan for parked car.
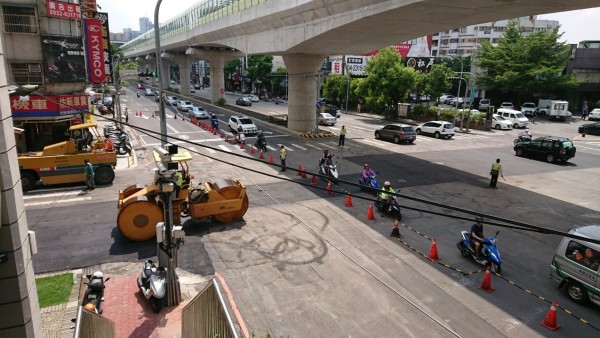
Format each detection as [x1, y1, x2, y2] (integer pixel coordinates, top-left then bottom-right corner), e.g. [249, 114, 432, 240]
[514, 136, 576, 163]
[188, 106, 209, 119]
[447, 97, 465, 106]
[374, 124, 416, 144]
[236, 97, 252, 106]
[193, 84, 202, 90]
[144, 88, 154, 96]
[520, 102, 537, 116]
[578, 122, 600, 136]
[588, 108, 600, 121]
[497, 108, 529, 129]
[323, 104, 342, 118]
[439, 93, 454, 103]
[228, 116, 257, 135]
[189, 86, 196, 93]
[491, 114, 513, 130]
[415, 121, 455, 139]
[478, 98, 491, 111]
[165, 96, 178, 106]
[499, 102, 515, 110]
[245, 94, 259, 102]
[137, 83, 145, 89]
[318, 112, 337, 126]
[442, 95, 457, 105]
[154, 91, 160, 102]
[177, 100, 193, 112]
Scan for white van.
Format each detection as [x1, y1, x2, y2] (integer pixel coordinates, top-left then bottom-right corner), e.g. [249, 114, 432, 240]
[497, 108, 529, 129]
[550, 225, 600, 306]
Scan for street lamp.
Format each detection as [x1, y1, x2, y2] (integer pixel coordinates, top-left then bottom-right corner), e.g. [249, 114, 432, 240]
[446, 54, 463, 111]
[155, 0, 167, 146]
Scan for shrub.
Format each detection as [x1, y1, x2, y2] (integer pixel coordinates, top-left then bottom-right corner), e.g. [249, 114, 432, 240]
[217, 97, 227, 106]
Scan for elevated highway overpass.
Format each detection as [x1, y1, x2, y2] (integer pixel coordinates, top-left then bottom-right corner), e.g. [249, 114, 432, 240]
[121, 0, 599, 132]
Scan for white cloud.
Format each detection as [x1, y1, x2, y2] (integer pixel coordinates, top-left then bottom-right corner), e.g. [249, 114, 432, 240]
[538, 7, 600, 44]
[101, 0, 199, 32]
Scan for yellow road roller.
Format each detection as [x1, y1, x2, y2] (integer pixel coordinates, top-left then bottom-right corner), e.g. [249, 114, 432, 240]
[116, 150, 249, 241]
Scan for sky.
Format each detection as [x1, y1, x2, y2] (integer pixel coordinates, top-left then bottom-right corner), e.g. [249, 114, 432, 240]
[101, 1, 600, 45]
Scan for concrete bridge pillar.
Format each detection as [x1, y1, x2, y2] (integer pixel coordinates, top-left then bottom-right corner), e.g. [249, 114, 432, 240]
[160, 59, 170, 89]
[144, 54, 157, 87]
[283, 54, 326, 132]
[186, 48, 244, 104]
[162, 53, 192, 96]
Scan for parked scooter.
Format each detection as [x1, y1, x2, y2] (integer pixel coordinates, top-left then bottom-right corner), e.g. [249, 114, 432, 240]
[359, 174, 380, 194]
[374, 196, 402, 220]
[136, 91, 140, 98]
[513, 129, 532, 145]
[457, 230, 502, 273]
[137, 260, 166, 313]
[319, 155, 338, 184]
[82, 271, 110, 314]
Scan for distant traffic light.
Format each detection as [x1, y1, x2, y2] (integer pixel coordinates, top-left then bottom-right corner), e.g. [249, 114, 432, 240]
[137, 71, 158, 77]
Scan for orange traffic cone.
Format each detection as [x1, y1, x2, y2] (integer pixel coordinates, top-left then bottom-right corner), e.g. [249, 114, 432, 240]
[297, 163, 302, 176]
[310, 175, 317, 185]
[268, 154, 274, 164]
[105, 138, 114, 152]
[259, 150, 265, 159]
[325, 181, 332, 195]
[428, 239, 440, 261]
[301, 167, 307, 178]
[345, 193, 353, 207]
[213, 127, 217, 135]
[240, 140, 245, 149]
[366, 203, 375, 220]
[390, 220, 401, 238]
[250, 145, 255, 154]
[479, 267, 495, 293]
[232, 137, 236, 145]
[540, 300, 560, 331]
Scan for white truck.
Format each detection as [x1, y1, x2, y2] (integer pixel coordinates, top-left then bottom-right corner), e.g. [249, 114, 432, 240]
[538, 99, 569, 121]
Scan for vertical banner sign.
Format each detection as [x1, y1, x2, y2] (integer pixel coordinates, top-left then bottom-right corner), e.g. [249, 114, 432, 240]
[84, 18, 105, 83]
[81, 0, 97, 18]
[93, 12, 113, 83]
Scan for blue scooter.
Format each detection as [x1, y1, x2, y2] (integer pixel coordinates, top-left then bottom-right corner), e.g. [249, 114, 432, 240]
[457, 230, 502, 273]
[358, 174, 380, 195]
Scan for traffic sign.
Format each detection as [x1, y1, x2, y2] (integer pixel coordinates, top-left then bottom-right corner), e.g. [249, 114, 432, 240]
[316, 101, 322, 109]
[219, 88, 225, 94]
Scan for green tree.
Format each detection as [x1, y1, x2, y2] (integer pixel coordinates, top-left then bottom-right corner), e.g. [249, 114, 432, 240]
[425, 64, 454, 104]
[355, 47, 417, 117]
[475, 20, 578, 103]
[322, 75, 350, 108]
[246, 55, 273, 88]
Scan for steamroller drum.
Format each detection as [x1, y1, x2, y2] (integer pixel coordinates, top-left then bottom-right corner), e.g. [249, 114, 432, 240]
[212, 185, 249, 224]
[117, 196, 164, 241]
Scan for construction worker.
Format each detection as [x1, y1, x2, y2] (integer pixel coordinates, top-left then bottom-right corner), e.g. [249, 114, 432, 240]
[84, 159, 95, 191]
[489, 158, 503, 189]
[173, 171, 183, 198]
[338, 125, 347, 146]
[279, 145, 287, 172]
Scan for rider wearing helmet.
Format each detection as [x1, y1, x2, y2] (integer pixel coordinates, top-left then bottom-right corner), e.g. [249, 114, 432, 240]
[320, 149, 329, 166]
[379, 181, 395, 215]
[84, 303, 96, 313]
[470, 216, 485, 259]
[362, 164, 375, 181]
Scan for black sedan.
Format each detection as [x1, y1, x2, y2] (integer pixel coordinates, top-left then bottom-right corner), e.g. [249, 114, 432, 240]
[578, 122, 600, 136]
[236, 97, 252, 106]
[514, 136, 576, 163]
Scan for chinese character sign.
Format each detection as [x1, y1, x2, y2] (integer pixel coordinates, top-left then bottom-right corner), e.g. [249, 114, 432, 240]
[46, 0, 81, 20]
[84, 18, 106, 83]
[92, 12, 113, 83]
[10, 95, 89, 117]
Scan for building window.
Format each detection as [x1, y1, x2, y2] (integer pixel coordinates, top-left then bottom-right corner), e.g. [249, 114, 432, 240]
[11, 63, 43, 86]
[2, 6, 38, 34]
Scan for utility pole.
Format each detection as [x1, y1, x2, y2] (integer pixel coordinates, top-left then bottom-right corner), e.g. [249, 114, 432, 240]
[155, 0, 168, 146]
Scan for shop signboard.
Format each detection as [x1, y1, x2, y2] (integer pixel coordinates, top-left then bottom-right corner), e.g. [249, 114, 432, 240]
[92, 12, 113, 83]
[10, 95, 89, 118]
[41, 35, 86, 83]
[84, 18, 105, 83]
[46, 0, 81, 20]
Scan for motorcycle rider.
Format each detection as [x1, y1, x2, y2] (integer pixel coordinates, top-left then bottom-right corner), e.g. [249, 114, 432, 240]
[470, 216, 485, 259]
[378, 181, 395, 216]
[211, 113, 218, 129]
[256, 130, 267, 151]
[361, 164, 376, 182]
[136, 90, 140, 98]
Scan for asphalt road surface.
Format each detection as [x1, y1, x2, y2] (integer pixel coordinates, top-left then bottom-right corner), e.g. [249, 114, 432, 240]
[27, 87, 600, 337]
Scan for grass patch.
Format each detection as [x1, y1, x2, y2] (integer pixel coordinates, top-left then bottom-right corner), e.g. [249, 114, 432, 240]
[36, 273, 73, 308]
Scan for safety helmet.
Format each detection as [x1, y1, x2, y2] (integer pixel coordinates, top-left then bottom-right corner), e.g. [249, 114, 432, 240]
[327, 154, 333, 159]
[84, 303, 96, 312]
[364, 164, 369, 168]
[92, 271, 103, 279]
[384, 181, 391, 187]
[258, 130, 263, 135]
[476, 216, 484, 223]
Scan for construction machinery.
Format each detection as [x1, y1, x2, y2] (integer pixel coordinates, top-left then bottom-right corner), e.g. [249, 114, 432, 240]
[116, 150, 249, 241]
[18, 123, 117, 191]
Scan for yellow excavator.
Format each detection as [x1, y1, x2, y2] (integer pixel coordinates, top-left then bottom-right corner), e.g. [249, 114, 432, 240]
[116, 150, 249, 241]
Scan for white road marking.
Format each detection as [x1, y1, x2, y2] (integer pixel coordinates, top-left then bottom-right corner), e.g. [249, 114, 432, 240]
[275, 144, 293, 150]
[24, 191, 84, 200]
[290, 143, 307, 150]
[578, 145, 600, 152]
[304, 143, 321, 149]
[218, 145, 232, 152]
[26, 197, 92, 207]
[167, 124, 179, 134]
[266, 145, 278, 151]
[24, 187, 85, 195]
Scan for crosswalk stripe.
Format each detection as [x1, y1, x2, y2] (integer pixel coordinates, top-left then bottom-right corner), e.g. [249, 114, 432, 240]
[266, 145, 278, 151]
[218, 145, 231, 152]
[24, 191, 83, 200]
[275, 144, 293, 150]
[304, 143, 321, 149]
[26, 197, 92, 207]
[291, 143, 308, 150]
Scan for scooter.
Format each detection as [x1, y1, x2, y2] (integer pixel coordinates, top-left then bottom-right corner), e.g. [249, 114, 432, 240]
[457, 230, 502, 273]
[359, 174, 379, 194]
[137, 260, 166, 313]
[136, 91, 140, 98]
[374, 196, 402, 220]
[513, 129, 532, 145]
[319, 158, 339, 184]
[82, 271, 110, 314]
[236, 131, 246, 144]
[255, 138, 267, 152]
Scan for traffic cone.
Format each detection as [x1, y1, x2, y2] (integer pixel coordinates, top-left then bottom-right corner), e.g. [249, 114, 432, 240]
[390, 219, 401, 238]
[250, 145, 255, 154]
[325, 181, 332, 195]
[240, 140, 245, 149]
[220, 131, 224, 138]
[259, 150, 265, 159]
[310, 175, 317, 185]
[213, 127, 217, 135]
[366, 203, 375, 220]
[268, 154, 274, 164]
[301, 167, 307, 178]
[428, 239, 440, 261]
[540, 301, 560, 331]
[478, 267, 495, 293]
[105, 138, 113, 152]
[345, 193, 353, 207]
[297, 163, 302, 176]
[232, 137, 236, 145]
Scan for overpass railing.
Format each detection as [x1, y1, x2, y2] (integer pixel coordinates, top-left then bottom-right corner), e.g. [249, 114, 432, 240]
[122, 0, 268, 54]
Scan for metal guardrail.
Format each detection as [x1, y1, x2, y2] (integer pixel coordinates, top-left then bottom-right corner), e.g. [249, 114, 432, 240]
[122, 0, 268, 54]
[72, 305, 115, 338]
[182, 278, 238, 338]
